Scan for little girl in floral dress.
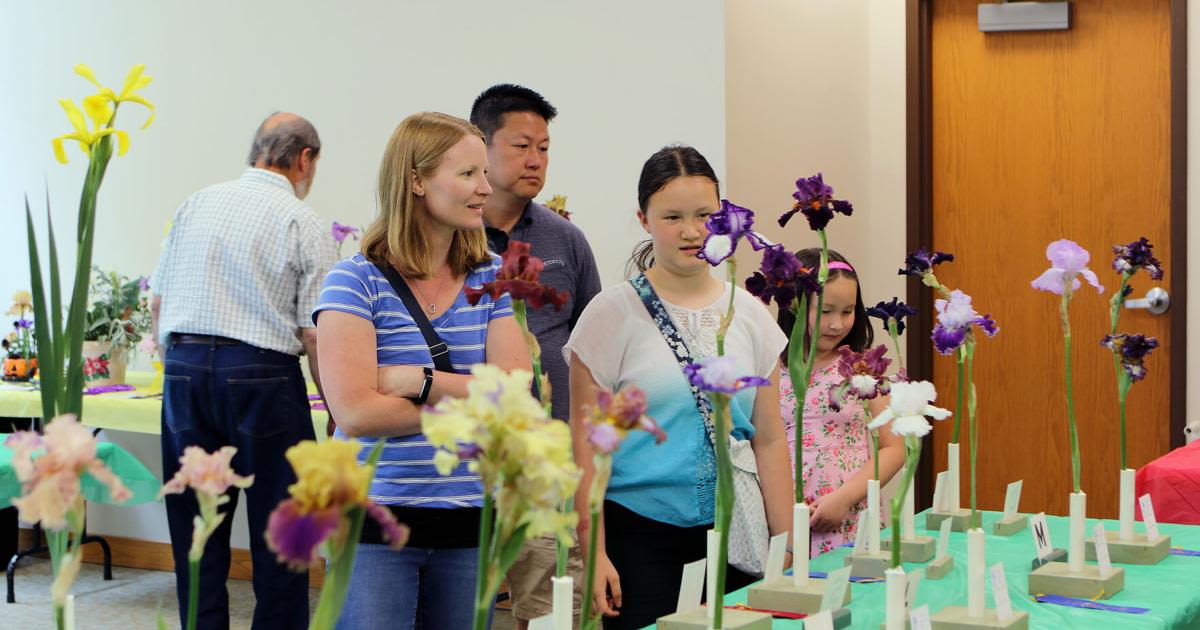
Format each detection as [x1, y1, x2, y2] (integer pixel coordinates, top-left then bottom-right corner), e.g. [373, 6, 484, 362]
[778, 249, 905, 557]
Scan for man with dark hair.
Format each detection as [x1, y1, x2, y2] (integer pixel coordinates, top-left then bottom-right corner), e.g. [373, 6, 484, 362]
[470, 84, 600, 630]
[150, 112, 335, 630]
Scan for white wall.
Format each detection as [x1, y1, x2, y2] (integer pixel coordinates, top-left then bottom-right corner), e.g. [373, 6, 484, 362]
[725, 0, 907, 335]
[1, 0, 726, 546]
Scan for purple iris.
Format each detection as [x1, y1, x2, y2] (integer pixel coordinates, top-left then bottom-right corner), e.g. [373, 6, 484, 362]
[683, 355, 770, 395]
[698, 199, 774, 265]
[865, 298, 917, 335]
[1101, 333, 1159, 382]
[778, 173, 854, 231]
[138, 277, 150, 292]
[1112, 237, 1164, 280]
[931, 290, 998, 355]
[1031, 239, 1104, 295]
[332, 221, 360, 244]
[15, 319, 32, 329]
[744, 245, 821, 312]
[898, 248, 954, 277]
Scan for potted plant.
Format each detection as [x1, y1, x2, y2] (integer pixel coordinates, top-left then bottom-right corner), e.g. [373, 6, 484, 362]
[81, 267, 151, 386]
[3, 291, 38, 381]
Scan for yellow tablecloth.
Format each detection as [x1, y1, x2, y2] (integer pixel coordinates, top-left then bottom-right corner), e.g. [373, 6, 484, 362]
[0, 371, 329, 439]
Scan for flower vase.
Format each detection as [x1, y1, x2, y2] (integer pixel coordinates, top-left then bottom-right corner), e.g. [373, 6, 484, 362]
[657, 530, 772, 629]
[81, 341, 126, 387]
[1084, 469, 1170, 564]
[926, 442, 970, 532]
[2, 356, 38, 381]
[1028, 492, 1125, 599]
[881, 467, 936, 562]
[931, 529, 1029, 628]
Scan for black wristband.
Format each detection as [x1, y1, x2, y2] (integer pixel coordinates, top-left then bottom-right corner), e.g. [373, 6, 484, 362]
[413, 366, 434, 405]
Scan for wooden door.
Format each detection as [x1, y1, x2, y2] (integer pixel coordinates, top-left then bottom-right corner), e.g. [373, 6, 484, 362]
[922, 0, 1181, 518]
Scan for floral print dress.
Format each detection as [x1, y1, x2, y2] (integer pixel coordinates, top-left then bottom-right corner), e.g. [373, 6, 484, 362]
[780, 362, 874, 557]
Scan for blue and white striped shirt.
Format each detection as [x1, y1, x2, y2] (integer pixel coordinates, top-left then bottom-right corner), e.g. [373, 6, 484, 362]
[313, 252, 513, 508]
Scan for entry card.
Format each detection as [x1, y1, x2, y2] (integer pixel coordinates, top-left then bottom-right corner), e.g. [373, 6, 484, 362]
[820, 566, 852, 612]
[1092, 523, 1112, 576]
[932, 471, 947, 512]
[806, 610, 834, 630]
[676, 558, 706, 614]
[766, 532, 788, 580]
[989, 562, 1013, 621]
[1139, 494, 1161, 541]
[936, 517, 953, 560]
[905, 569, 923, 609]
[1003, 480, 1023, 517]
[909, 604, 933, 630]
[1030, 513, 1054, 560]
[528, 614, 553, 630]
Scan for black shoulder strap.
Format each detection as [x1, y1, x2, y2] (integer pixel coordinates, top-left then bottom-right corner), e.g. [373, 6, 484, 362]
[628, 273, 716, 446]
[376, 261, 456, 373]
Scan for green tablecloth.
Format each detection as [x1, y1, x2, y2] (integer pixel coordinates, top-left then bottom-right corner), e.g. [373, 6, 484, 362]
[0, 371, 329, 439]
[0, 438, 161, 509]
[642, 509, 1200, 629]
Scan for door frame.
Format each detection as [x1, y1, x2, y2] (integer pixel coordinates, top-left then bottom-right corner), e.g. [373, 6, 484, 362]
[904, 0, 1189, 509]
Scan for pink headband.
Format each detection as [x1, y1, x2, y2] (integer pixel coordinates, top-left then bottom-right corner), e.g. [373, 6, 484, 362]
[828, 261, 855, 273]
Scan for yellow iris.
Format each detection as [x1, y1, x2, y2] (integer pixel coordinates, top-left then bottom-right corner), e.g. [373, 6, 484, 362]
[51, 64, 155, 164]
[285, 440, 373, 513]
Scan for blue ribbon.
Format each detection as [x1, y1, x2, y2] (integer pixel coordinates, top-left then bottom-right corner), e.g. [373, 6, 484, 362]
[1169, 548, 1200, 557]
[1034, 594, 1150, 614]
[806, 571, 884, 583]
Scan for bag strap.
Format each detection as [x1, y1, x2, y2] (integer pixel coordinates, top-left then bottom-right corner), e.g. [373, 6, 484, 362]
[629, 273, 716, 447]
[376, 260, 456, 373]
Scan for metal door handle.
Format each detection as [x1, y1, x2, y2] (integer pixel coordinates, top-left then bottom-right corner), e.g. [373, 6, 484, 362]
[1124, 287, 1170, 315]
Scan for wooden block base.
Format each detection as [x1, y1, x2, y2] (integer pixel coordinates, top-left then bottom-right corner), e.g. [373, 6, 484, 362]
[1085, 531, 1171, 565]
[656, 607, 772, 629]
[881, 535, 937, 563]
[931, 606, 1029, 629]
[844, 551, 890, 578]
[747, 576, 851, 613]
[926, 554, 955, 580]
[1027, 562, 1125, 599]
[991, 515, 1028, 536]
[925, 509, 972, 532]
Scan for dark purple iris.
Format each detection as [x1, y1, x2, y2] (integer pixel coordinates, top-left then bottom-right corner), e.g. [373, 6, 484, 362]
[865, 298, 917, 335]
[1112, 238, 1164, 280]
[778, 173, 854, 231]
[1101, 333, 1159, 382]
[698, 199, 774, 265]
[744, 245, 821, 311]
[899, 248, 954, 277]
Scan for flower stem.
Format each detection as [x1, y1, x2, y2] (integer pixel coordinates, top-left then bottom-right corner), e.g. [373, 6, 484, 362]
[952, 349, 965, 443]
[473, 492, 495, 630]
[966, 342, 979, 530]
[887, 320, 904, 372]
[712, 396, 734, 629]
[871, 430, 880, 481]
[790, 231, 830, 500]
[580, 479, 604, 630]
[1118, 374, 1131, 471]
[889, 439, 921, 569]
[717, 259, 737, 356]
[1061, 291, 1081, 494]
[1109, 274, 1131, 470]
[186, 559, 200, 630]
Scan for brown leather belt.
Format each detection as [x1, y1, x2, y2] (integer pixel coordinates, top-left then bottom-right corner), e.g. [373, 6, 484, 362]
[171, 333, 243, 346]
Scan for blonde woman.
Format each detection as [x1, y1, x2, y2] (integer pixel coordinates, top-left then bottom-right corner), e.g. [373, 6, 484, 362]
[314, 112, 529, 630]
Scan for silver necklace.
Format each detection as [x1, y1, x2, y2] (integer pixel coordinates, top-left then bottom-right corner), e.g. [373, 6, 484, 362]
[413, 273, 449, 315]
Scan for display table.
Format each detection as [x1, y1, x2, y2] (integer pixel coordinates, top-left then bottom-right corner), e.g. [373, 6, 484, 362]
[640, 510, 1200, 629]
[0, 371, 330, 439]
[1137, 441, 1200, 526]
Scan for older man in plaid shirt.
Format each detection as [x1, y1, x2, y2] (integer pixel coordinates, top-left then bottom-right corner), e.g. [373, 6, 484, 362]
[149, 112, 336, 630]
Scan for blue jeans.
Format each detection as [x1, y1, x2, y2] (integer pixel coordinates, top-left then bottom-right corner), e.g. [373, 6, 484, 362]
[160, 339, 316, 630]
[335, 544, 489, 630]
